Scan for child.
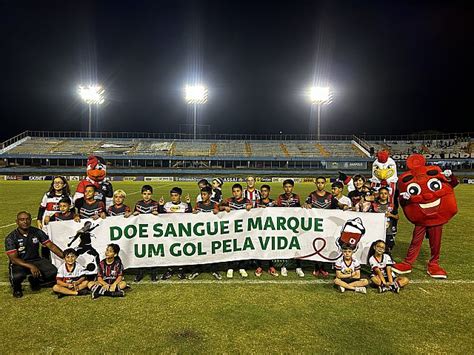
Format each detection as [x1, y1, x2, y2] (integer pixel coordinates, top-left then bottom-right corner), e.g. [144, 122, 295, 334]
[189, 186, 222, 280]
[195, 179, 212, 203]
[331, 181, 352, 209]
[368, 240, 409, 293]
[37, 176, 73, 229]
[211, 178, 223, 203]
[354, 182, 374, 212]
[244, 176, 261, 208]
[159, 187, 192, 280]
[108, 189, 132, 217]
[276, 179, 302, 277]
[371, 186, 399, 253]
[44, 197, 76, 224]
[133, 185, 159, 282]
[74, 184, 107, 221]
[347, 174, 367, 207]
[220, 183, 252, 278]
[334, 244, 368, 293]
[88, 244, 127, 299]
[133, 185, 159, 216]
[255, 184, 278, 277]
[52, 248, 89, 298]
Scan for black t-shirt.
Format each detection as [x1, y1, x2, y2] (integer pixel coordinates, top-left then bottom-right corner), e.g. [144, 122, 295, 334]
[5, 227, 50, 261]
[50, 210, 76, 222]
[257, 198, 276, 207]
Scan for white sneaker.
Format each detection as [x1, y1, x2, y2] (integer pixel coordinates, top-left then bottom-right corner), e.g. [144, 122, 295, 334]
[239, 269, 248, 278]
[295, 267, 305, 278]
[339, 286, 345, 293]
[281, 266, 288, 277]
[355, 286, 367, 294]
[226, 269, 234, 278]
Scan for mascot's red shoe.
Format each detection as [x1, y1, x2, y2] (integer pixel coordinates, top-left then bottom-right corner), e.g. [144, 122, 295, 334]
[427, 263, 447, 279]
[392, 262, 412, 274]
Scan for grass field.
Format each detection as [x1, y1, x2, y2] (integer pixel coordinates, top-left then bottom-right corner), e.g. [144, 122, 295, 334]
[1, 180, 473, 354]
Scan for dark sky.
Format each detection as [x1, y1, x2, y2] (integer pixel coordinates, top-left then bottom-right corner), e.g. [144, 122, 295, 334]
[1, 0, 473, 141]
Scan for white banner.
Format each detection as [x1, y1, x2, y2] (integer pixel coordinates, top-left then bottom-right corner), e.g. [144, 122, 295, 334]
[47, 209, 386, 271]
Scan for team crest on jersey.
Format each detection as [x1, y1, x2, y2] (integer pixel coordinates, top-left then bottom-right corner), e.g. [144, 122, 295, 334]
[170, 205, 181, 212]
[32, 237, 39, 244]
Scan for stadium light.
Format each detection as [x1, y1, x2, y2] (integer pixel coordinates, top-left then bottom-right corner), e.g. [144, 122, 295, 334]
[309, 86, 331, 140]
[185, 85, 208, 140]
[78, 85, 105, 137]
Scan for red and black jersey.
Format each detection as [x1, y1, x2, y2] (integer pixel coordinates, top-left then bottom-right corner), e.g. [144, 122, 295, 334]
[75, 198, 106, 219]
[74, 177, 114, 207]
[257, 198, 276, 207]
[371, 200, 398, 235]
[134, 200, 158, 214]
[5, 227, 50, 261]
[49, 210, 76, 222]
[244, 189, 261, 208]
[194, 201, 219, 213]
[98, 258, 124, 284]
[276, 193, 301, 207]
[37, 192, 74, 222]
[223, 197, 251, 210]
[108, 204, 131, 216]
[306, 191, 340, 209]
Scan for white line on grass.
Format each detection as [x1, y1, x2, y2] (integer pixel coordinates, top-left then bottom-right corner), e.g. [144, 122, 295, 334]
[418, 287, 431, 294]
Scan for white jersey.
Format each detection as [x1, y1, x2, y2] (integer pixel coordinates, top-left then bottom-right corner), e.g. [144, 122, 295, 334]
[56, 262, 86, 283]
[335, 257, 361, 275]
[369, 254, 394, 277]
[336, 195, 352, 208]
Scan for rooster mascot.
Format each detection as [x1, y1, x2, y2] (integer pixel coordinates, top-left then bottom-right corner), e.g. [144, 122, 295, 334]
[392, 154, 458, 278]
[73, 155, 114, 209]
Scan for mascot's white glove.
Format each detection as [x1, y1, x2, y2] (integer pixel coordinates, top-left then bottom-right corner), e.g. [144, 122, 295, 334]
[443, 170, 452, 178]
[400, 192, 411, 200]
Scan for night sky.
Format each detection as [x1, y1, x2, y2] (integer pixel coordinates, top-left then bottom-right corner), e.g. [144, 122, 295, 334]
[1, 0, 473, 141]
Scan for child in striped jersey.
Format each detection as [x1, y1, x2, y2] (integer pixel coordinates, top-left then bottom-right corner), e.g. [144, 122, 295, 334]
[52, 248, 88, 298]
[74, 185, 106, 221]
[44, 197, 76, 224]
[108, 189, 132, 217]
[334, 244, 368, 293]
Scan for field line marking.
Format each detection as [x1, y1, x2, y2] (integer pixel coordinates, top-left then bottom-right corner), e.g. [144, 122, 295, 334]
[418, 287, 431, 294]
[0, 279, 473, 287]
[0, 217, 38, 229]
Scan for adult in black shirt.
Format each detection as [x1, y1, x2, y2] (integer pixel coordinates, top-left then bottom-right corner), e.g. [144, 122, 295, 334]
[5, 211, 64, 298]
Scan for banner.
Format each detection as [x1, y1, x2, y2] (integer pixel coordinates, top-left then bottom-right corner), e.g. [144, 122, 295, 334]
[47, 209, 386, 271]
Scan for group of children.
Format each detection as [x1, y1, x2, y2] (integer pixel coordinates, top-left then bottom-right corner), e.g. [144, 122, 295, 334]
[40, 174, 409, 298]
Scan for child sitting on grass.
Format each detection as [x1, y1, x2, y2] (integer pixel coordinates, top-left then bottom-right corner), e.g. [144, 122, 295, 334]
[334, 244, 368, 293]
[88, 244, 127, 299]
[368, 240, 409, 293]
[52, 248, 89, 298]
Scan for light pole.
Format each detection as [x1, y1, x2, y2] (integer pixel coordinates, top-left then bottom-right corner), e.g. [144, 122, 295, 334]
[309, 86, 330, 140]
[185, 85, 208, 140]
[78, 85, 105, 137]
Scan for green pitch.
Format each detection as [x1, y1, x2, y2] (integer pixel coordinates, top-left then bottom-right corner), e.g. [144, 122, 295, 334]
[1, 180, 473, 354]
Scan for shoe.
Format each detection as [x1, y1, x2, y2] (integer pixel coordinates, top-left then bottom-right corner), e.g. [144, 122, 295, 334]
[378, 285, 388, 293]
[427, 263, 448, 279]
[111, 289, 125, 297]
[227, 269, 234, 279]
[255, 267, 263, 277]
[280, 266, 288, 277]
[212, 272, 222, 280]
[77, 289, 89, 296]
[319, 269, 329, 277]
[312, 270, 320, 277]
[390, 283, 400, 294]
[134, 272, 145, 283]
[296, 268, 305, 278]
[268, 267, 279, 277]
[392, 262, 412, 274]
[339, 286, 345, 293]
[13, 289, 23, 298]
[150, 271, 158, 282]
[28, 276, 41, 291]
[188, 272, 200, 280]
[239, 269, 248, 278]
[177, 270, 187, 280]
[161, 269, 173, 281]
[355, 287, 367, 294]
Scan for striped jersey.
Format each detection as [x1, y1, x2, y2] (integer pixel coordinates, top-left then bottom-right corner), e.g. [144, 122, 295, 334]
[108, 204, 131, 216]
[56, 262, 85, 283]
[134, 200, 159, 214]
[276, 193, 301, 207]
[75, 198, 106, 219]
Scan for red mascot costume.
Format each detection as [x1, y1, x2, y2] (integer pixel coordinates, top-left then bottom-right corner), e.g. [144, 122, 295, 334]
[73, 155, 114, 209]
[393, 154, 458, 279]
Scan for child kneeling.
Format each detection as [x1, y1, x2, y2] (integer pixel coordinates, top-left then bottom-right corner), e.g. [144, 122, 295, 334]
[88, 244, 128, 299]
[53, 248, 89, 298]
[334, 244, 369, 293]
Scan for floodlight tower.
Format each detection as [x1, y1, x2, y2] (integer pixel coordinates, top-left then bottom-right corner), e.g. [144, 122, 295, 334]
[78, 85, 105, 137]
[309, 86, 330, 140]
[185, 85, 208, 140]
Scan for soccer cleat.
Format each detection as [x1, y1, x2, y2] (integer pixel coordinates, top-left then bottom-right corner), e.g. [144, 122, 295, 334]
[134, 272, 145, 283]
[161, 269, 173, 281]
[378, 285, 389, 293]
[211, 272, 222, 280]
[312, 270, 320, 277]
[188, 272, 200, 280]
[268, 267, 279, 277]
[177, 270, 187, 280]
[392, 262, 412, 274]
[390, 283, 400, 294]
[226, 269, 234, 279]
[77, 289, 89, 296]
[355, 287, 367, 294]
[295, 268, 305, 278]
[13, 289, 23, 298]
[239, 269, 248, 278]
[255, 267, 263, 277]
[339, 286, 345, 293]
[150, 271, 158, 282]
[427, 263, 448, 279]
[280, 266, 288, 277]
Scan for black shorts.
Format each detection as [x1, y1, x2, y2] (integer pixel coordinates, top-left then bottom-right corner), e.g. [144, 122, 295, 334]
[337, 277, 360, 284]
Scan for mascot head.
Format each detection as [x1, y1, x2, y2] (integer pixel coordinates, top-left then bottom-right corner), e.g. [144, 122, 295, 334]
[86, 155, 107, 182]
[371, 150, 398, 185]
[398, 154, 457, 226]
